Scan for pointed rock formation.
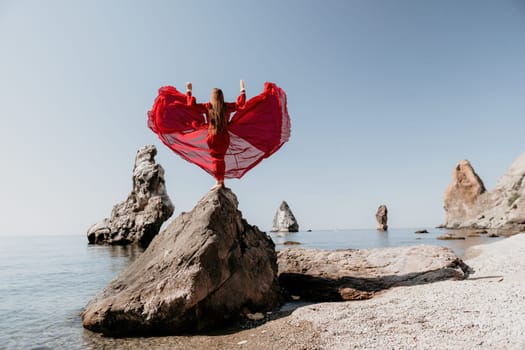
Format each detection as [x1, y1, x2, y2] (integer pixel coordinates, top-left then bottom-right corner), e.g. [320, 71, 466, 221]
[271, 201, 299, 232]
[82, 187, 280, 336]
[278, 245, 470, 301]
[376, 204, 388, 231]
[444, 153, 525, 233]
[444, 160, 486, 228]
[87, 145, 174, 248]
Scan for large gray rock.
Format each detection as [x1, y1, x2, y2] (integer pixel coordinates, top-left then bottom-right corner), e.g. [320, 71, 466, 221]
[444, 153, 525, 233]
[376, 204, 388, 231]
[87, 145, 174, 248]
[271, 201, 299, 232]
[278, 246, 470, 301]
[82, 187, 280, 336]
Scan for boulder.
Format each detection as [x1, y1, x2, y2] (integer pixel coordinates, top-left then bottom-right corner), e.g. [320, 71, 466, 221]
[271, 201, 299, 232]
[444, 153, 525, 233]
[82, 187, 280, 336]
[376, 205, 388, 231]
[278, 246, 469, 301]
[87, 145, 174, 247]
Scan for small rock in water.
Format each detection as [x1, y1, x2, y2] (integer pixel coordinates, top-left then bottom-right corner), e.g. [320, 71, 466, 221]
[415, 229, 429, 234]
[283, 241, 301, 245]
[437, 234, 466, 240]
[488, 233, 500, 238]
[246, 312, 265, 321]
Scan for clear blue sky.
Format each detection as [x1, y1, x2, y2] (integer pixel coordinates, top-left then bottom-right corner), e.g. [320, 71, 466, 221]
[1, 0, 524, 235]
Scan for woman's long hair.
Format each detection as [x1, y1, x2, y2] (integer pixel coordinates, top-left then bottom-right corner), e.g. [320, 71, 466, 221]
[208, 88, 227, 135]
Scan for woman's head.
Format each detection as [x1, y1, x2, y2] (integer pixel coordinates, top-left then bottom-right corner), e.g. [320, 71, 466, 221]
[210, 88, 224, 106]
[209, 88, 227, 134]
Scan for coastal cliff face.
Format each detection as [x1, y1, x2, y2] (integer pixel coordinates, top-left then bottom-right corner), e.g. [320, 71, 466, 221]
[444, 153, 525, 232]
[87, 145, 174, 247]
[82, 187, 280, 336]
[271, 201, 299, 232]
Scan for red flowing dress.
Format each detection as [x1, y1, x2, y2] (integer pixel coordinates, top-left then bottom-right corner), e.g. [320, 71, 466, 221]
[147, 82, 291, 180]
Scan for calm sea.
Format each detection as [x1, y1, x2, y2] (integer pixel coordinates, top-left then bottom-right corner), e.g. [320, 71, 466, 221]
[0, 229, 502, 349]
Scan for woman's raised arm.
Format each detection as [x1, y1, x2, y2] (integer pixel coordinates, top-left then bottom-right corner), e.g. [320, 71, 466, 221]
[238, 79, 246, 106]
[185, 82, 208, 114]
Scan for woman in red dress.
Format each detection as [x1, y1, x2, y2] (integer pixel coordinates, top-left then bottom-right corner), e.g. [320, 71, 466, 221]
[147, 80, 290, 188]
[185, 80, 246, 189]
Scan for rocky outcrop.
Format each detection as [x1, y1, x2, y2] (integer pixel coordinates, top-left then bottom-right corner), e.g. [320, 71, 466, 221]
[376, 205, 388, 231]
[271, 201, 299, 232]
[82, 187, 280, 336]
[87, 145, 174, 248]
[444, 160, 486, 228]
[444, 153, 525, 233]
[278, 246, 469, 301]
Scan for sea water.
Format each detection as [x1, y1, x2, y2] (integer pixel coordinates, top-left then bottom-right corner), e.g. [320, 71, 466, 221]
[0, 230, 502, 349]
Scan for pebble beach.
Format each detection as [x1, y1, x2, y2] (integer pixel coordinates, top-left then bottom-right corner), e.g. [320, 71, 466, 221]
[288, 232, 525, 349]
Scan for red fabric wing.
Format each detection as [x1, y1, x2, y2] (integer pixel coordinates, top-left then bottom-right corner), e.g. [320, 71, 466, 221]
[147, 86, 205, 133]
[147, 82, 291, 179]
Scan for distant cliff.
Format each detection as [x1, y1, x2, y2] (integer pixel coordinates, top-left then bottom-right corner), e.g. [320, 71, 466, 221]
[444, 153, 525, 233]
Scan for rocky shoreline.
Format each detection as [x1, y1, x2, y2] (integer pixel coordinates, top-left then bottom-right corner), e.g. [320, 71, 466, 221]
[291, 232, 525, 349]
[83, 187, 474, 338]
[80, 148, 525, 348]
[83, 232, 525, 349]
[444, 153, 525, 235]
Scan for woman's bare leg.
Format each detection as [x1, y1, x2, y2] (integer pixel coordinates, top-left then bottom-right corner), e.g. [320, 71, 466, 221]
[211, 157, 226, 190]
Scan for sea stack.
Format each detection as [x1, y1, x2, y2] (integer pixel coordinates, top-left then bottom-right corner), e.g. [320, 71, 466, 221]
[86, 145, 174, 248]
[82, 187, 280, 336]
[444, 153, 525, 233]
[376, 204, 388, 231]
[443, 160, 486, 228]
[272, 201, 299, 232]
